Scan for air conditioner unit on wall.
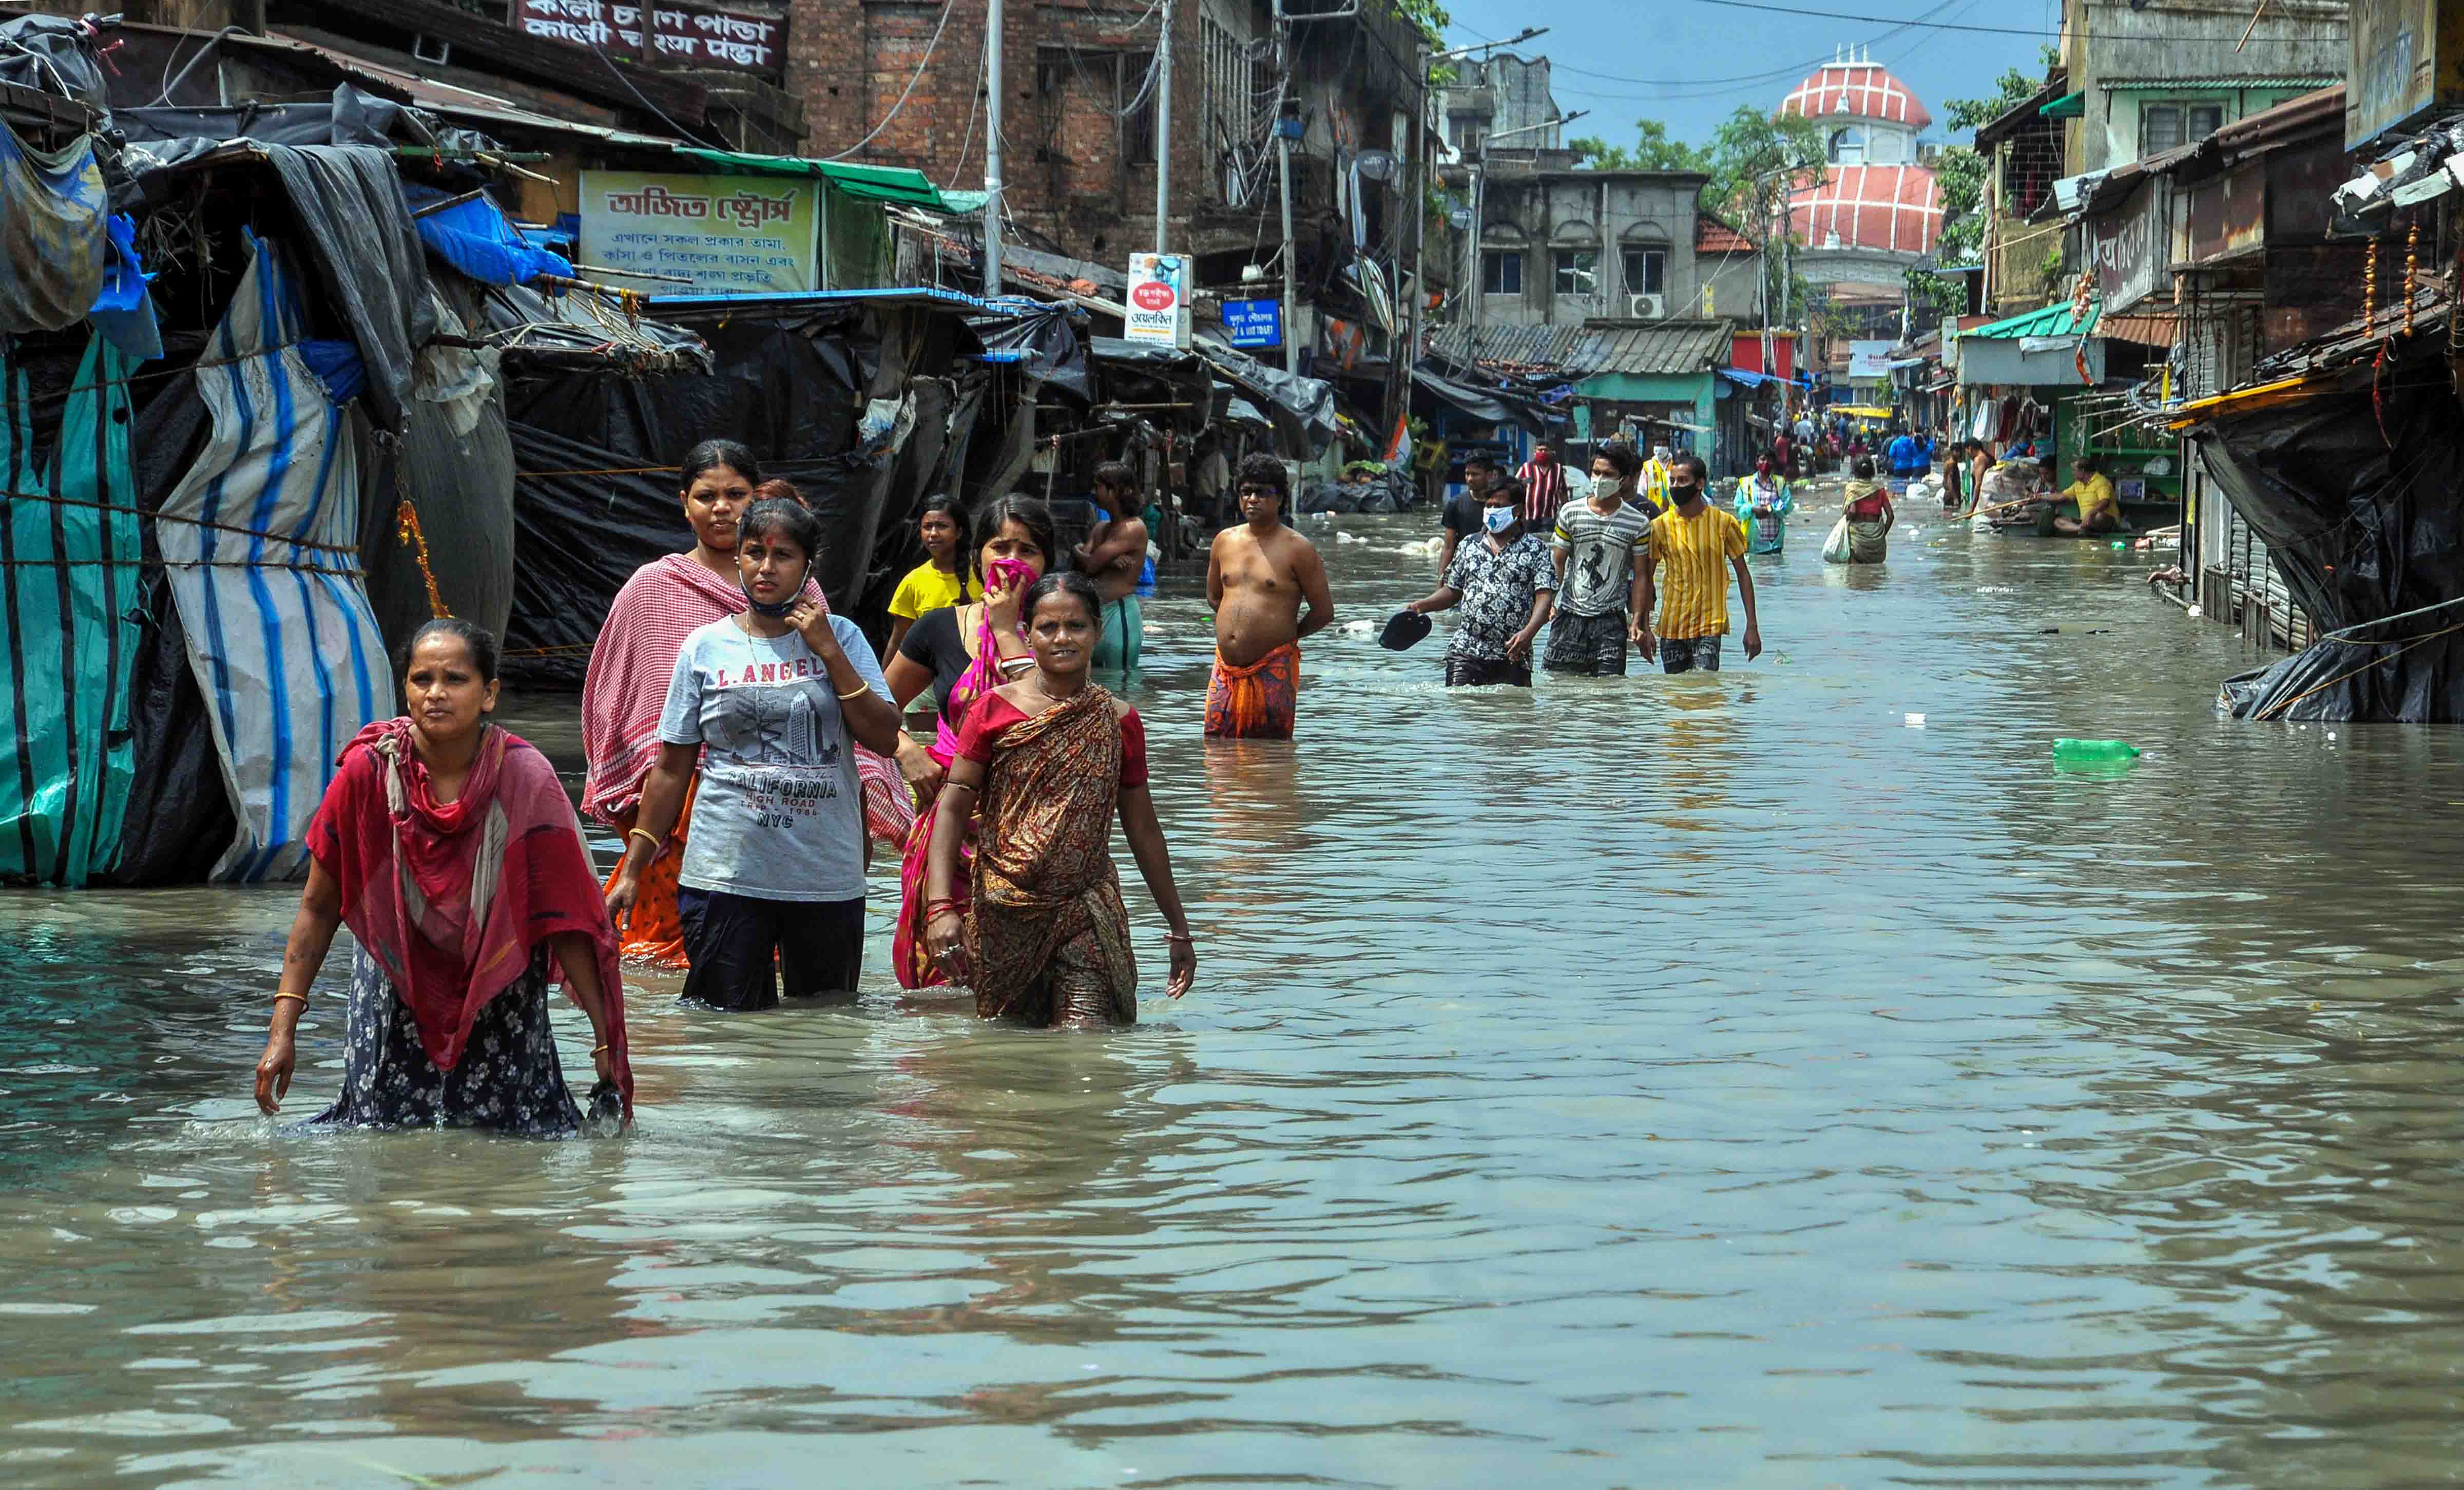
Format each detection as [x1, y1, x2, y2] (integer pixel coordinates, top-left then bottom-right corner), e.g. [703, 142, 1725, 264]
[1627, 293, 1666, 319]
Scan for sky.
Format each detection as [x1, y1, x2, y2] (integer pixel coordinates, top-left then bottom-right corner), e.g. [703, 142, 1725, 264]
[1439, 0, 2063, 149]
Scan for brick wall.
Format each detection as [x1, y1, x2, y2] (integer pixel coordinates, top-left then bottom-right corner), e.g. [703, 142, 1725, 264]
[787, 0, 1220, 264]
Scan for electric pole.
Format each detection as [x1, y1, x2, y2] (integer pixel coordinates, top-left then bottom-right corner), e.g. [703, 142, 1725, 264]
[984, 0, 1005, 297]
[1153, 0, 1172, 251]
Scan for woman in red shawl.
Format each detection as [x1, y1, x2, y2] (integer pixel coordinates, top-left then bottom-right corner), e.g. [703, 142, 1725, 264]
[580, 441, 911, 967]
[253, 620, 631, 1134]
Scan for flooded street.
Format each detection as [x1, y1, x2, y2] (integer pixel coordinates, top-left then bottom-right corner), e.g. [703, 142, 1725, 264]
[9, 496, 2464, 1488]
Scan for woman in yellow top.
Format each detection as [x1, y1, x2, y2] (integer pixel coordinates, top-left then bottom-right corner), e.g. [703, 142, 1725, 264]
[883, 495, 984, 660]
[2051, 457, 2125, 536]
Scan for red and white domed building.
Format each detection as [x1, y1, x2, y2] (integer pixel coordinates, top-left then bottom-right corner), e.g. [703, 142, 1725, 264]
[1778, 52, 1942, 266]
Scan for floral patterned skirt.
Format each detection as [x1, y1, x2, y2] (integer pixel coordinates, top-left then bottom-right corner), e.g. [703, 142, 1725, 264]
[309, 945, 584, 1136]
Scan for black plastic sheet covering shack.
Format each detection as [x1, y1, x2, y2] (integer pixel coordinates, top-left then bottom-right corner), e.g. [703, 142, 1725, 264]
[1411, 365, 1563, 434]
[1191, 336, 1337, 459]
[500, 293, 986, 686]
[973, 301, 1088, 398]
[2203, 331, 2464, 721]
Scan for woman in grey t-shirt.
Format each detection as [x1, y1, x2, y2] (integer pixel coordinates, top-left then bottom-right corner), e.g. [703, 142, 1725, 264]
[606, 499, 906, 1010]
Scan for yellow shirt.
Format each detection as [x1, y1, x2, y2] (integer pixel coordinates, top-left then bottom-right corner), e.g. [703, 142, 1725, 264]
[1647, 504, 1748, 640]
[888, 561, 983, 620]
[2065, 473, 2118, 523]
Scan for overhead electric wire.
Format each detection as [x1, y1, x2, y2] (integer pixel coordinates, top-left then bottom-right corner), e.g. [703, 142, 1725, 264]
[586, 41, 724, 148]
[829, 0, 964, 160]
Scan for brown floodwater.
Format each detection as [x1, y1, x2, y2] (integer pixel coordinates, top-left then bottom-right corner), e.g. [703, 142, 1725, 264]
[6, 494, 2464, 1487]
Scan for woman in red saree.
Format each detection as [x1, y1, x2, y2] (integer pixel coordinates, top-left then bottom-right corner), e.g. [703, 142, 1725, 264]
[580, 441, 910, 966]
[253, 621, 632, 1134]
[923, 572, 1196, 1025]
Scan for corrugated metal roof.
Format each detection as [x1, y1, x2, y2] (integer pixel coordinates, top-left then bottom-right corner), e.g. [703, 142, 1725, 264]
[2097, 76, 2337, 91]
[1429, 319, 1734, 377]
[1964, 299, 2098, 340]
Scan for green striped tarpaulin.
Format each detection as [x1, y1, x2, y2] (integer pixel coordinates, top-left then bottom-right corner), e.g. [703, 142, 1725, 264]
[0, 334, 140, 885]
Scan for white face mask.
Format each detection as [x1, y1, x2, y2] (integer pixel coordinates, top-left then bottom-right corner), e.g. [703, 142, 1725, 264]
[1483, 505, 1518, 536]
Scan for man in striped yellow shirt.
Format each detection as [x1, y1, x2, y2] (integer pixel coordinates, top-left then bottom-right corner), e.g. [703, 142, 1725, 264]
[1632, 454, 1763, 674]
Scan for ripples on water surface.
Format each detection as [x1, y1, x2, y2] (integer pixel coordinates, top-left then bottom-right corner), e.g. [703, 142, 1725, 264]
[7, 505, 2464, 1488]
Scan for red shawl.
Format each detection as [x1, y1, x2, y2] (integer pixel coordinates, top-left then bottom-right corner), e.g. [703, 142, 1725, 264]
[579, 553, 913, 843]
[308, 719, 634, 1115]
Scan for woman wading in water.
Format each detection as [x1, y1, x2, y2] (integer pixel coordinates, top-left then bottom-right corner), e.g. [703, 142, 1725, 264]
[606, 498, 904, 1010]
[883, 495, 1054, 987]
[923, 572, 1196, 1025]
[579, 441, 909, 967]
[254, 620, 631, 1133]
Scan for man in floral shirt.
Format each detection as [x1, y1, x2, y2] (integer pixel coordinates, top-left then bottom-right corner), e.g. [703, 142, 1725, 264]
[1401, 477, 1557, 687]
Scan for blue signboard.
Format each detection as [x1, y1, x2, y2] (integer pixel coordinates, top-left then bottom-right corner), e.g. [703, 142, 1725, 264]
[1223, 298, 1282, 349]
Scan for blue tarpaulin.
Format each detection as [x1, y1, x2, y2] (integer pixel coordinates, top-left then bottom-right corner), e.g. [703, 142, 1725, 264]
[403, 184, 570, 288]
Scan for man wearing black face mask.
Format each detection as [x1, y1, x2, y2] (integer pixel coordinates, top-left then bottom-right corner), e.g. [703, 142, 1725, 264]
[1635, 453, 1761, 674]
[1401, 478, 1557, 687]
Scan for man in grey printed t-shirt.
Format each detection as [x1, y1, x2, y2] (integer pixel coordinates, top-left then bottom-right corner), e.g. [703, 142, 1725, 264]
[1544, 442, 1654, 676]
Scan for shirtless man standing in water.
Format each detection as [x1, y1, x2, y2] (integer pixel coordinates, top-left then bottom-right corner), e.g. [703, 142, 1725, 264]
[1204, 452, 1332, 739]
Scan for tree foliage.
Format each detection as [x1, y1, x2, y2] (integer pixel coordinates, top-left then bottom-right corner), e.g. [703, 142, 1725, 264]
[1916, 52, 2058, 318]
[1571, 121, 1709, 173]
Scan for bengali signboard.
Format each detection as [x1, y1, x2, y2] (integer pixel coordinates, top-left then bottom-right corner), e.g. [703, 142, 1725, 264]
[2346, 0, 2464, 150]
[514, 0, 784, 81]
[579, 170, 819, 293]
[1125, 253, 1192, 349]
[1845, 340, 1893, 380]
[2088, 177, 2169, 315]
[1221, 298, 1281, 349]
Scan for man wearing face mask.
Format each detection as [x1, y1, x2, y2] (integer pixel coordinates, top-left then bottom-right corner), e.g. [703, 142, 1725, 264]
[1543, 442, 1652, 676]
[1635, 453, 1761, 674]
[1400, 477, 1557, 687]
[1639, 443, 1676, 510]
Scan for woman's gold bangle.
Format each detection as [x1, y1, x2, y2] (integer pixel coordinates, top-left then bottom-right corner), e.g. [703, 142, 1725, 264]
[837, 683, 873, 700]
[625, 827, 662, 853]
[273, 991, 307, 1007]
[591, 1043, 610, 1055]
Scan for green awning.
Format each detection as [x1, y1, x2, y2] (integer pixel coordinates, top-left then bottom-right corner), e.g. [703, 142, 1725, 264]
[2038, 90, 2084, 120]
[670, 149, 957, 210]
[1962, 298, 2100, 340]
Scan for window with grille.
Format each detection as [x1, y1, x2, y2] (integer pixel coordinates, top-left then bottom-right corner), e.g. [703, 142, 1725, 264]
[1483, 251, 1524, 295]
[1201, 14, 1260, 200]
[2140, 101, 2224, 157]
[1621, 246, 1666, 295]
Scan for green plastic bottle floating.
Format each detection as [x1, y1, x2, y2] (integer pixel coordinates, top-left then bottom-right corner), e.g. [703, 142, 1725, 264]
[2052, 738, 2141, 762]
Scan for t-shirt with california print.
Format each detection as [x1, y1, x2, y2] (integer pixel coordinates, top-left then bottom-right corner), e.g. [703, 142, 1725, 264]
[657, 614, 889, 902]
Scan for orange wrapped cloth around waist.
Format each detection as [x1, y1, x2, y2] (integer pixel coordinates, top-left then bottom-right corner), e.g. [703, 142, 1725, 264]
[1204, 643, 1299, 740]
